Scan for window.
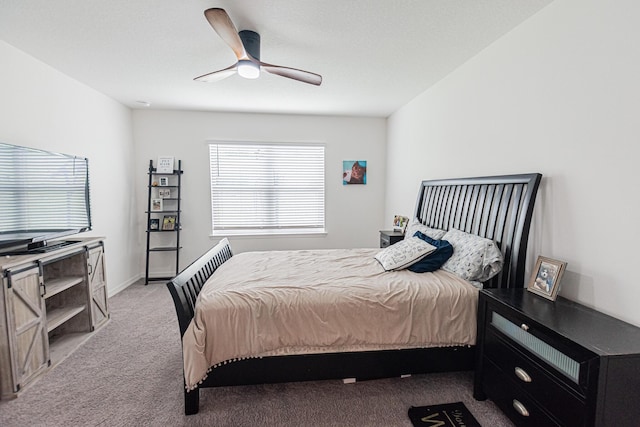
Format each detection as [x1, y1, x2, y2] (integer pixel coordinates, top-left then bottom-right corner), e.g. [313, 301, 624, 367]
[209, 142, 325, 235]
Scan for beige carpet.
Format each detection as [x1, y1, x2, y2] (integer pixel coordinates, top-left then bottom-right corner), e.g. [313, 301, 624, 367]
[0, 280, 513, 426]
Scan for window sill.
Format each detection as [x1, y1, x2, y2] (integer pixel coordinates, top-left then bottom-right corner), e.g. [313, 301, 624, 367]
[211, 229, 327, 238]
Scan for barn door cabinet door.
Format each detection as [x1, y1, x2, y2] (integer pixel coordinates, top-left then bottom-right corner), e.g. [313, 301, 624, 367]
[87, 244, 109, 329]
[0, 266, 49, 397]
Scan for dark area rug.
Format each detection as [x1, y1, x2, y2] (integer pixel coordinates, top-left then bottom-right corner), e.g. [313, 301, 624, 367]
[409, 401, 481, 427]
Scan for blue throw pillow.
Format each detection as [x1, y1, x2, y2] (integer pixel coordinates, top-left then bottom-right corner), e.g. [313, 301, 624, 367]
[408, 231, 454, 273]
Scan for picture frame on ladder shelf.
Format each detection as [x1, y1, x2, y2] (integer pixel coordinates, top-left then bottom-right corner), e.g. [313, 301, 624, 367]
[157, 157, 174, 174]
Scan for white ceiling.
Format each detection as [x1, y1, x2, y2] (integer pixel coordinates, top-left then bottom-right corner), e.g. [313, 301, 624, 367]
[0, 0, 552, 117]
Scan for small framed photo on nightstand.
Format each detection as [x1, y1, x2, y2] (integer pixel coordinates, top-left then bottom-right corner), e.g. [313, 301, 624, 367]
[527, 256, 567, 301]
[393, 215, 408, 233]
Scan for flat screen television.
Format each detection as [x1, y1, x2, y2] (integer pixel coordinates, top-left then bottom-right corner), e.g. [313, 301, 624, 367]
[0, 142, 92, 255]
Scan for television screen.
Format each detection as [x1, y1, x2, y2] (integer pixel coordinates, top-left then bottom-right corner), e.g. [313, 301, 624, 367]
[0, 142, 92, 253]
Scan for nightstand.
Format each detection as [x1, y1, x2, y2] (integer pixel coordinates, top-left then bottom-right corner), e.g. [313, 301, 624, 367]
[379, 230, 404, 248]
[474, 288, 640, 426]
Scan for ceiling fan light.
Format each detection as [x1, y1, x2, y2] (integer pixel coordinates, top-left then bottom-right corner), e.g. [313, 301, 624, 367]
[237, 60, 260, 79]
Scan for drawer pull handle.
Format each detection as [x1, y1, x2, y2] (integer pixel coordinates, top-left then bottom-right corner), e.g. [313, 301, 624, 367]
[520, 323, 529, 331]
[512, 399, 530, 417]
[514, 367, 532, 383]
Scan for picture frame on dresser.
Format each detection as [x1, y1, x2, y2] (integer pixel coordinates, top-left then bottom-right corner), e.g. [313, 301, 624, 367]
[527, 256, 567, 301]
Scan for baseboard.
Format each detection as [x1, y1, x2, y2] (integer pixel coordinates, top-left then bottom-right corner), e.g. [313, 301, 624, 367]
[108, 273, 143, 297]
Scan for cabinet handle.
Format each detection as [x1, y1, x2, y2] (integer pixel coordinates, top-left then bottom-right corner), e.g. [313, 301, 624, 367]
[88, 264, 93, 275]
[514, 366, 532, 383]
[512, 399, 530, 417]
[520, 323, 529, 331]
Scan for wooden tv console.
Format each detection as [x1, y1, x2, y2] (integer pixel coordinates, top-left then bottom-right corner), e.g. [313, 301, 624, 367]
[0, 237, 109, 399]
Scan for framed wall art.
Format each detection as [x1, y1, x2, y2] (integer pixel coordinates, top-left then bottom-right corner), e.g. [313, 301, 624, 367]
[343, 160, 367, 185]
[527, 256, 567, 301]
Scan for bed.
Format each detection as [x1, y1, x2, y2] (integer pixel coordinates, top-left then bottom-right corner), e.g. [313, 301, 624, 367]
[167, 173, 542, 414]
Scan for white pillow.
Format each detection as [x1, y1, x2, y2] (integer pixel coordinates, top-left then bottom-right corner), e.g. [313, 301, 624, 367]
[375, 236, 437, 271]
[441, 228, 504, 282]
[405, 218, 447, 240]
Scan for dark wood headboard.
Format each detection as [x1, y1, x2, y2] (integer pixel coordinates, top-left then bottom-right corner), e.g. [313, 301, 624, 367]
[413, 173, 542, 289]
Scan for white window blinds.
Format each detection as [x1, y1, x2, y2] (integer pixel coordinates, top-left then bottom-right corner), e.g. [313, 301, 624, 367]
[209, 142, 325, 235]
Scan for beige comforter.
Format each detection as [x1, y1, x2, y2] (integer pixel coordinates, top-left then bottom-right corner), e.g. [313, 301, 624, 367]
[182, 248, 479, 390]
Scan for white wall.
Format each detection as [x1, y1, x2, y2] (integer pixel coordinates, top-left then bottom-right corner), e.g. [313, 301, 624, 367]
[385, 0, 640, 326]
[133, 110, 386, 274]
[0, 41, 140, 295]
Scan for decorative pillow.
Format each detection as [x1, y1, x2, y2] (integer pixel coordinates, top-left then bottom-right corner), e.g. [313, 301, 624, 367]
[407, 231, 454, 273]
[375, 236, 437, 271]
[405, 218, 447, 240]
[441, 228, 504, 282]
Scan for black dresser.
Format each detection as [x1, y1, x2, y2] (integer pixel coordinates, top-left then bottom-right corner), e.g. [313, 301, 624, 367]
[474, 288, 640, 426]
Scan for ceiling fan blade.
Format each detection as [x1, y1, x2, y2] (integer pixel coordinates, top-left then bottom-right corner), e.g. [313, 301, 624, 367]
[194, 63, 238, 83]
[260, 62, 322, 86]
[204, 8, 247, 60]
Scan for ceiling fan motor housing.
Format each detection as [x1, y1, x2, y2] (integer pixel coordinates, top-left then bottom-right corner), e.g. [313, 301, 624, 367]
[239, 30, 260, 61]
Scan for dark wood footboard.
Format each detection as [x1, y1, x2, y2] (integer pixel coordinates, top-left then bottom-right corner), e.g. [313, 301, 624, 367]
[166, 238, 233, 414]
[166, 238, 233, 338]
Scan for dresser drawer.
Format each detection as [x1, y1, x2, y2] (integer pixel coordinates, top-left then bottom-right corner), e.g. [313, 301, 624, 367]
[484, 330, 586, 426]
[483, 359, 561, 427]
[486, 308, 595, 393]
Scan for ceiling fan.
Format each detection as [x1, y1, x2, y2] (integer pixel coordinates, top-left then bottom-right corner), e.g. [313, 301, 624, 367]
[195, 8, 322, 86]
